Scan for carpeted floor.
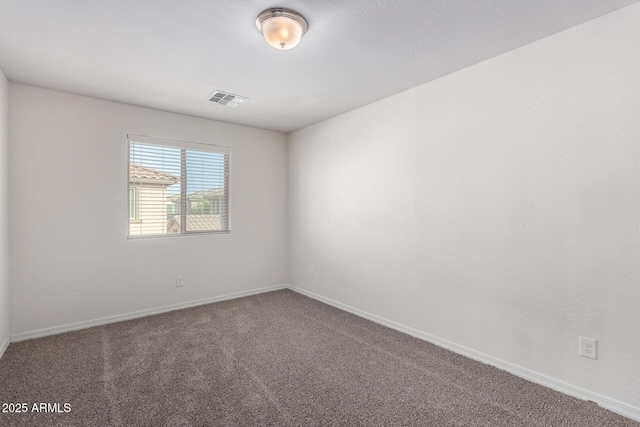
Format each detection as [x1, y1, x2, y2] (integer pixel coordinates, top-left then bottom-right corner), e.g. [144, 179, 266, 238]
[0, 289, 636, 426]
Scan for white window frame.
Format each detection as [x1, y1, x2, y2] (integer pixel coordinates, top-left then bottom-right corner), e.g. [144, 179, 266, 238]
[127, 134, 231, 238]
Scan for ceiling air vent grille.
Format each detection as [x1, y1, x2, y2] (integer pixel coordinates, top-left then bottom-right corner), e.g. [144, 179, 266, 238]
[208, 90, 248, 107]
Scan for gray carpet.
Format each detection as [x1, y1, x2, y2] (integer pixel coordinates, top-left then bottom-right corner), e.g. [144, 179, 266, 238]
[0, 289, 636, 426]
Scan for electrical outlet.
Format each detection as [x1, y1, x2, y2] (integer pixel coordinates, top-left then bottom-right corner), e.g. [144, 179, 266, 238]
[176, 275, 184, 288]
[580, 336, 597, 359]
[310, 269, 316, 279]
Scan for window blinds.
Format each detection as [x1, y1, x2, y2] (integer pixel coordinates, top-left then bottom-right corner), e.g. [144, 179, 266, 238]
[128, 135, 230, 237]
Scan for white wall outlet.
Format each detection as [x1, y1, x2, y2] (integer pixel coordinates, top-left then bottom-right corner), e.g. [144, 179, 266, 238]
[176, 275, 184, 288]
[580, 336, 597, 359]
[310, 268, 316, 279]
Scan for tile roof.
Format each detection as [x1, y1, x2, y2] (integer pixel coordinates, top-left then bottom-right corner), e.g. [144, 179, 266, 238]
[130, 163, 179, 182]
[168, 188, 224, 202]
[167, 215, 222, 232]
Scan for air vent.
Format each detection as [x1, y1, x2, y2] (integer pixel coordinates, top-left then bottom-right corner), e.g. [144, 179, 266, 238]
[208, 90, 248, 107]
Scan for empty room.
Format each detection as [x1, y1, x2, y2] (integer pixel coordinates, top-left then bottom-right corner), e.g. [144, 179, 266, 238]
[0, 1, 639, 425]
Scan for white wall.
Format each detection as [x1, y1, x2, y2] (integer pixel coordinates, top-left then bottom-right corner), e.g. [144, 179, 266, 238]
[289, 3, 640, 413]
[0, 67, 9, 357]
[9, 85, 288, 336]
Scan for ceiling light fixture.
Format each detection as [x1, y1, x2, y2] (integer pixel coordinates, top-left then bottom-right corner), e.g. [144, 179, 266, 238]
[256, 8, 308, 50]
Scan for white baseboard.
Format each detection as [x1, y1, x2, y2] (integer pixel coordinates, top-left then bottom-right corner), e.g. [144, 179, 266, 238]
[286, 284, 640, 423]
[0, 335, 9, 359]
[10, 284, 287, 343]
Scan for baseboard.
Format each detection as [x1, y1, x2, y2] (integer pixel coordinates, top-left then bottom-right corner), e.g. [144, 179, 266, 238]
[286, 284, 640, 423]
[0, 335, 9, 360]
[11, 284, 287, 343]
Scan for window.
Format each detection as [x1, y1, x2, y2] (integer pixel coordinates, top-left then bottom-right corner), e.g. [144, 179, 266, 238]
[128, 135, 230, 237]
[129, 188, 137, 220]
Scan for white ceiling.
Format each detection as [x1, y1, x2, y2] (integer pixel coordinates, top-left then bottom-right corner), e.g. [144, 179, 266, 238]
[0, 0, 637, 133]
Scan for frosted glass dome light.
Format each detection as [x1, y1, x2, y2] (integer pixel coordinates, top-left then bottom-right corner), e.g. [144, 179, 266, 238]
[256, 8, 308, 50]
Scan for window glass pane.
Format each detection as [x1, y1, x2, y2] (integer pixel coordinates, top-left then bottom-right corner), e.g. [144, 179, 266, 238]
[185, 150, 226, 232]
[129, 188, 136, 219]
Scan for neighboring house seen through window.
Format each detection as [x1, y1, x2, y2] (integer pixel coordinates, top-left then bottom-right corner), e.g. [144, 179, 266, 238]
[129, 188, 137, 220]
[128, 135, 230, 237]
